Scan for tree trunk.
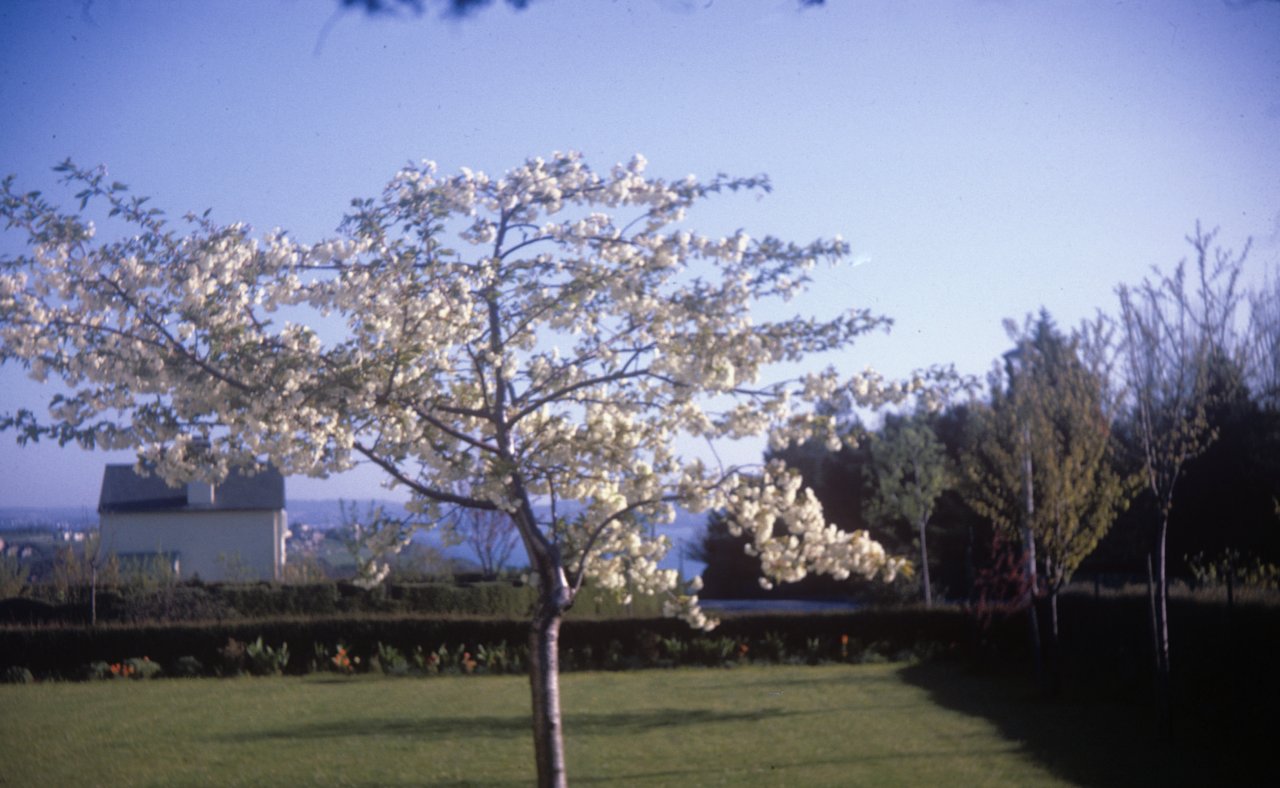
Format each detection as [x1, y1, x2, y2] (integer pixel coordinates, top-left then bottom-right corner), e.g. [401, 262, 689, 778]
[1225, 552, 1235, 610]
[918, 516, 932, 608]
[529, 608, 567, 788]
[1020, 435, 1042, 687]
[1155, 523, 1170, 677]
[1048, 587, 1059, 643]
[1154, 519, 1172, 740]
[1046, 586, 1061, 696]
[1146, 552, 1159, 681]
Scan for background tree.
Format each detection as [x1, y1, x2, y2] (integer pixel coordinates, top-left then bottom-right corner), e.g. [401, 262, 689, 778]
[963, 312, 1133, 685]
[865, 411, 950, 607]
[0, 153, 930, 787]
[1246, 268, 1280, 410]
[452, 506, 520, 578]
[338, 500, 418, 589]
[1115, 224, 1246, 724]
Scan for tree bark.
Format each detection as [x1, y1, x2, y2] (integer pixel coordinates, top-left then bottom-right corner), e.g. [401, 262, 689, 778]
[529, 606, 567, 788]
[509, 501, 573, 788]
[1024, 527, 1043, 690]
[1020, 433, 1043, 688]
[1146, 552, 1159, 680]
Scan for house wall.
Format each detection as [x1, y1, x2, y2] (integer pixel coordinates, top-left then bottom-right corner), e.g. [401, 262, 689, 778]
[99, 509, 287, 582]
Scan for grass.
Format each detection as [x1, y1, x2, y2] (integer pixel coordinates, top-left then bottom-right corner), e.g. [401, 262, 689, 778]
[0, 663, 1260, 786]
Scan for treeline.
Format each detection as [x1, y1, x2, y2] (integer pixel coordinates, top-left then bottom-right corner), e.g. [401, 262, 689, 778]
[697, 225, 1280, 700]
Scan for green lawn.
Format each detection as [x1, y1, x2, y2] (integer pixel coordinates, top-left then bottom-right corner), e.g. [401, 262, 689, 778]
[0, 663, 1249, 786]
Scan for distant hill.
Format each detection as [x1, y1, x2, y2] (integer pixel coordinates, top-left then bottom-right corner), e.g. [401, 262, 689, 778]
[0, 507, 99, 531]
[287, 498, 707, 575]
[0, 499, 708, 576]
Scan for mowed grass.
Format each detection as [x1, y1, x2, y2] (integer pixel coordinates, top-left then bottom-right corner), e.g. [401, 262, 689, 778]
[0, 663, 1238, 787]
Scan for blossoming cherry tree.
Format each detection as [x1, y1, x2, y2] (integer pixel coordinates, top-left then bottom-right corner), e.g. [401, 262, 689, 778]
[1, 152, 932, 787]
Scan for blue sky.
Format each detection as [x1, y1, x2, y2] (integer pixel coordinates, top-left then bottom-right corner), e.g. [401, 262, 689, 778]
[2, 0, 1278, 508]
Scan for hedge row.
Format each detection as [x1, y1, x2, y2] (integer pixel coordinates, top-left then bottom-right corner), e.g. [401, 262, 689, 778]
[0, 607, 972, 680]
[4, 594, 1277, 693]
[0, 580, 664, 624]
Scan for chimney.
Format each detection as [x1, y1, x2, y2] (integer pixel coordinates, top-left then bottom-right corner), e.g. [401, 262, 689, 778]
[185, 437, 215, 506]
[187, 480, 215, 506]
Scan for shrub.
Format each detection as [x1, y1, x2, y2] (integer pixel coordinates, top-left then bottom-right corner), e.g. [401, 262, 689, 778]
[375, 642, 409, 676]
[855, 641, 891, 664]
[310, 642, 330, 674]
[329, 642, 358, 674]
[474, 641, 518, 674]
[658, 634, 688, 667]
[83, 661, 113, 681]
[686, 636, 738, 667]
[3, 665, 34, 684]
[804, 636, 825, 665]
[411, 645, 439, 675]
[460, 649, 478, 674]
[217, 637, 247, 677]
[0, 554, 28, 599]
[246, 637, 290, 676]
[759, 631, 788, 664]
[124, 656, 163, 679]
[170, 655, 204, 678]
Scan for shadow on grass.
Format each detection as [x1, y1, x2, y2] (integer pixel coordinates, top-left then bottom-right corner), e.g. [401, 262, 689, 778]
[571, 749, 1029, 785]
[218, 706, 792, 744]
[896, 662, 1268, 787]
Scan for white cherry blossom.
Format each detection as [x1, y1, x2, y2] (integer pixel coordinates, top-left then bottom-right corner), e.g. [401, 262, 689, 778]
[0, 152, 961, 788]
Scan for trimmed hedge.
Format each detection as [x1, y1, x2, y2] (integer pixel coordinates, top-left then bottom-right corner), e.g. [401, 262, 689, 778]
[4, 595, 1277, 695]
[2, 580, 664, 625]
[0, 606, 969, 679]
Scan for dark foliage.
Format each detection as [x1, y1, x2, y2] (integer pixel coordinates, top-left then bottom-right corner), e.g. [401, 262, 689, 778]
[1087, 366, 1280, 580]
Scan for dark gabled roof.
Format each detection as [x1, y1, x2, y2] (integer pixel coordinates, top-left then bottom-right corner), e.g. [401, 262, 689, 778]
[98, 465, 285, 513]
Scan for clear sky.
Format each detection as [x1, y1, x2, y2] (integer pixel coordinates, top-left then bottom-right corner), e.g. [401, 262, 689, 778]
[1, 0, 1278, 509]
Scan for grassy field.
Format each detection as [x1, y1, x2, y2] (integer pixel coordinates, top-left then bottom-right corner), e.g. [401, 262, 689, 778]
[0, 663, 1259, 787]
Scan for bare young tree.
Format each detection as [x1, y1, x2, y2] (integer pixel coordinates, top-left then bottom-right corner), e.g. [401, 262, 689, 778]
[1116, 223, 1247, 730]
[453, 506, 521, 578]
[1246, 268, 1280, 410]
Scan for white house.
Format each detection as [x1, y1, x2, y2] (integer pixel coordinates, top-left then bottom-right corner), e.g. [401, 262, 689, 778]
[97, 465, 288, 582]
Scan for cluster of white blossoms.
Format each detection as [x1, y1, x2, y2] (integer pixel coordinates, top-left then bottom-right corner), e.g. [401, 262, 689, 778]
[341, 507, 417, 591]
[727, 460, 908, 590]
[0, 152, 960, 630]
